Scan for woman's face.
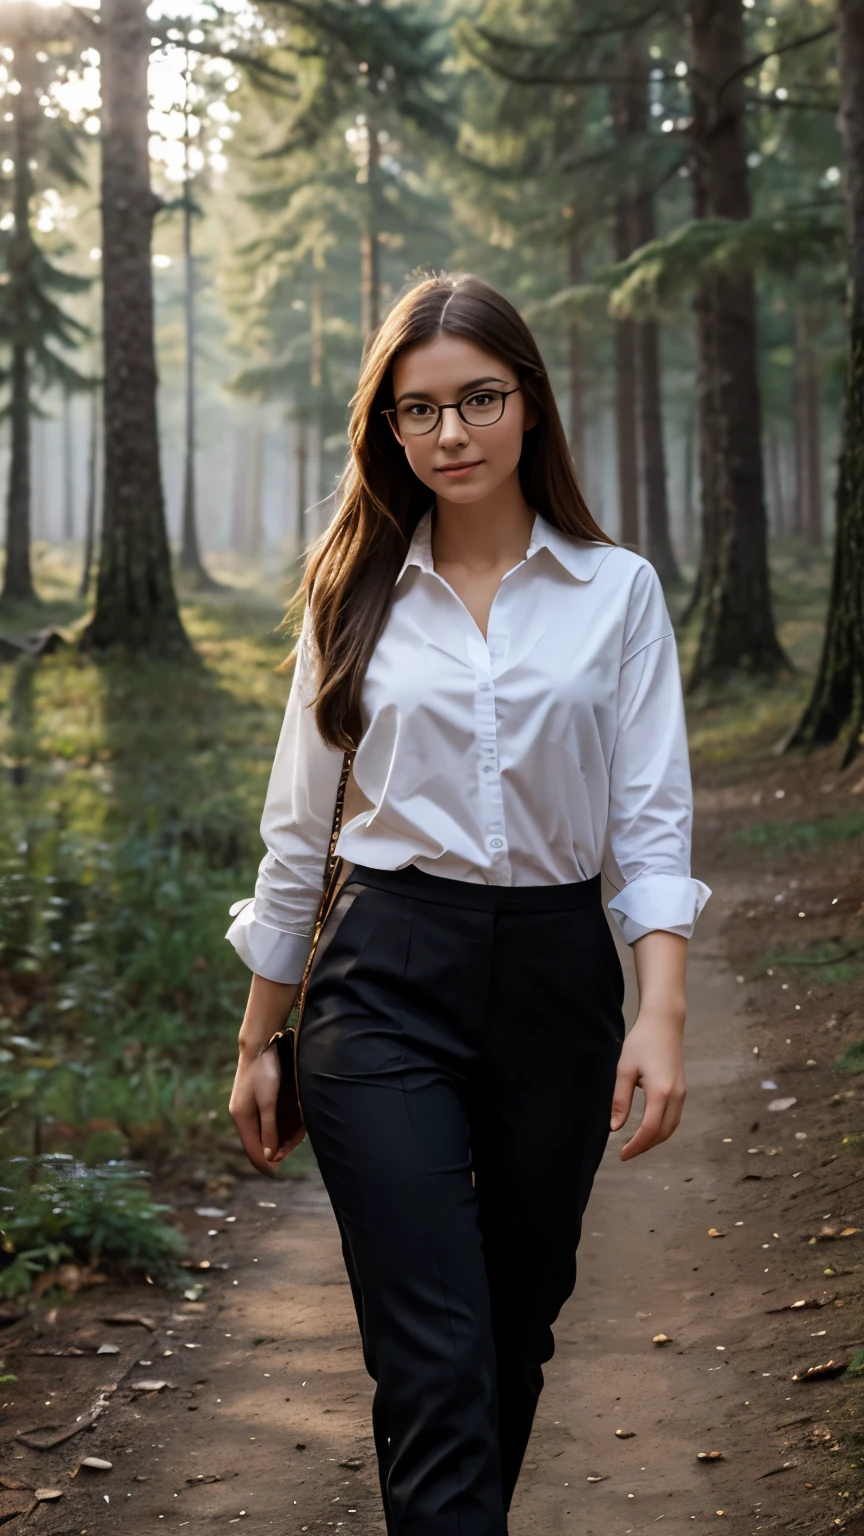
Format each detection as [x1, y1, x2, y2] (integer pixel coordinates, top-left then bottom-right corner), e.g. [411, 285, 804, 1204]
[388, 334, 535, 505]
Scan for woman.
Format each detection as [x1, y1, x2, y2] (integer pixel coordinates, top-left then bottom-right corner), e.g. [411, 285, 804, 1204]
[227, 272, 711, 1536]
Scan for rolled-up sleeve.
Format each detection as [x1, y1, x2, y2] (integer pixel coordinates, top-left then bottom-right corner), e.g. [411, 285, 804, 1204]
[604, 567, 711, 946]
[225, 612, 345, 984]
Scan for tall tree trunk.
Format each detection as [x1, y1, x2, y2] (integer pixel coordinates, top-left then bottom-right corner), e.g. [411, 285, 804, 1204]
[62, 386, 74, 542]
[84, 0, 187, 653]
[686, 0, 788, 685]
[294, 418, 307, 551]
[611, 58, 640, 551]
[766, 429, 784, 537]
[567, 226, 585, 477]
[249, 426, 264, 563]
[178, 57, 216, 590]
[796, 304, 823, 548]
[627, 44, 680, 584]
[360, 108, 381, 343]
[785, 0, 864, 761]
[1, 43, 36, 604]
[682, 403, 697, 565]
[79, 383, 100, 597]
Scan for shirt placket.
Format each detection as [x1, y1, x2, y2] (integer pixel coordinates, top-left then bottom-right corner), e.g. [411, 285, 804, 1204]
[468, 621, 512, 887]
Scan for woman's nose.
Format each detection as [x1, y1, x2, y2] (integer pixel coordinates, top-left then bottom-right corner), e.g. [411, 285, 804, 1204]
[437, 404, 470, 448]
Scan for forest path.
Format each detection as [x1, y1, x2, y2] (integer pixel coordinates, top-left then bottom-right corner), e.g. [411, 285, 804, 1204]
[5, 865, 858, 1535]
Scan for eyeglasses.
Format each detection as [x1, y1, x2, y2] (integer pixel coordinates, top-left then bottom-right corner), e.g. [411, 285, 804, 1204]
[383, 386, 521, 438]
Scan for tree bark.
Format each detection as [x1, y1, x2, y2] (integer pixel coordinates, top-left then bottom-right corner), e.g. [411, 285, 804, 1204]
[766, 429, 784, 537]
[62, 386, 74, 542]
[360, 109, 381, 344]
[80, 382, 100, 597]
[611, 55, 641, 551]
[785, 0, 864, 762]
[248, 426, 264, 563]
[178, 58, 217, 590]
[295, 418, 307, 551]
[631, 174, 681, 584]
[795, 303, 823, 548]
[567, 226, 585, 478]
[1, 42, 36, 604]
[84, 0, 187, 653]
[686, 0, 788, 685]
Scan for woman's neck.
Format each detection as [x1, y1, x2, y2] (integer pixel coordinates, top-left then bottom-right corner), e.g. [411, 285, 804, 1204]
[431, 475, 536, 574]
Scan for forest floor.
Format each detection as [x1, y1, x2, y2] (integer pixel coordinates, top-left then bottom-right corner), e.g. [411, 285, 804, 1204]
[1, 730, 864, 1536]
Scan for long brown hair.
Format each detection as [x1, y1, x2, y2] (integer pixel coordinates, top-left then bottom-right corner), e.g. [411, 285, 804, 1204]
[288, 272, 615, 751]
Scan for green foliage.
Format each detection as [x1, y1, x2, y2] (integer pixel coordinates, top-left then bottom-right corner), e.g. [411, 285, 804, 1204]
[0, 1156, 185, 1296]
[835, 1038, 864, 1078]
[734, 813, 864, 854]
[0, 585, 293, 1167]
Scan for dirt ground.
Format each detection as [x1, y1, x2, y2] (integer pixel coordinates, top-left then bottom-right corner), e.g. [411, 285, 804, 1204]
[2, 742, 864, 1536]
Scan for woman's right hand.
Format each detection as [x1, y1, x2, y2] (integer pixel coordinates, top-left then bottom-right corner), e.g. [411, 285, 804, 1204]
[229, 974, 299, 1175]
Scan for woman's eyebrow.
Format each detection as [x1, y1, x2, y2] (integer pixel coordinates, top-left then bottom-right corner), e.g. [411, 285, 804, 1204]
[393, 376, 509, 405]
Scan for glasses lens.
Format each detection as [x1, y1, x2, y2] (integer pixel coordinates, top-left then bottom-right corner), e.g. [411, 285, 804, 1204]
[460, 389, 505, 426]
[395, 403, 440, 437]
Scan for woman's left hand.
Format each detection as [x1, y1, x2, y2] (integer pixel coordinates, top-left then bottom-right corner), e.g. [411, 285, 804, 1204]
[609, 1010, 687, 1161]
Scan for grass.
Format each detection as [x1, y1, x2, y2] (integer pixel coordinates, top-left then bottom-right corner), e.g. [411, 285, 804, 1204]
[735, 811, 864, 853]
[0, 551, 302, 1190]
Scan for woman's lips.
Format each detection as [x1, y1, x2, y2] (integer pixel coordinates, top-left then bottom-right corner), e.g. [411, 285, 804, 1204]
[437, 461, 482, 477]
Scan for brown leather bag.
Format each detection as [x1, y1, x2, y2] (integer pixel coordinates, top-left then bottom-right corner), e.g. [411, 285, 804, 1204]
[262, 749, 355, 1155]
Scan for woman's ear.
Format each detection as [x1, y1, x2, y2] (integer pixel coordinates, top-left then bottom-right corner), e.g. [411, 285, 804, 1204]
[523, 405, 539, 433]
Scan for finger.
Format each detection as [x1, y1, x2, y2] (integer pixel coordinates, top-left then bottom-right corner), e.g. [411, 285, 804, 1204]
[658, 1090, 686, 1142]
[231, 1107, 277, 1177]
[610, 1069, 638, 1130]
[619, 1098, 666, 1161]
[259, 1101, 280, 1165]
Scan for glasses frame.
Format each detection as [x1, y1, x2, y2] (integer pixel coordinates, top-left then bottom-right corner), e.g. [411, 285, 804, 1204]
[383, 386, 522, 438]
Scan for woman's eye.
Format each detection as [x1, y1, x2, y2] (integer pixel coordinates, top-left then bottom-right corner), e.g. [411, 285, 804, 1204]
[466, 392, 496, 407]
[405, 403, 433, 417]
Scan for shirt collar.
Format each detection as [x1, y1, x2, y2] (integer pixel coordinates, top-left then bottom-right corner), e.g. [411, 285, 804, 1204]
[394, 507, 614, 587]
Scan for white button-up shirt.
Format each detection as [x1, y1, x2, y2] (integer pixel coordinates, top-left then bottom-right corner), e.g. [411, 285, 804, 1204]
[226, 508, 711, 984]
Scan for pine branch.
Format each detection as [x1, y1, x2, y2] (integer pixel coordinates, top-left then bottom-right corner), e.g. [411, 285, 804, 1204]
[717, 21, 837, 101]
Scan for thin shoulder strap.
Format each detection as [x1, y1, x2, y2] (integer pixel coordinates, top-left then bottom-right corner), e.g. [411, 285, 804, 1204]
[324, 749, 356, 887]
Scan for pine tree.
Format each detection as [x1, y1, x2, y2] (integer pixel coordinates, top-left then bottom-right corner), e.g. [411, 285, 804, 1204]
[84, 0, 188, 653]
[784, 0, 864, 763]
[0, 7, 92, 604]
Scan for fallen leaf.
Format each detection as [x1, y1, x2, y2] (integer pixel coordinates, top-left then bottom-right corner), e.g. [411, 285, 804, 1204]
[756, 1461, 797, 1478]
[697, 1451, 725, 1462]
[97, 1343, 120, 1355]
[34, 1489, 63, 1501]
[586, 1474, 609, 1482]
[186, 1474, 222, 1485]
[130, 1379, 170, 1393]
[0, 1478, 31, 1492]
[767, 1098, 797, 1112]
[614, 1429, 635, 1438]
[653, 1334, 673, 1345]
[195, 1208, 226, 1219]
[339, 1459, 363, 1470]
[708, 1228, 726, 1238]
[80, 1458, 112, 1472]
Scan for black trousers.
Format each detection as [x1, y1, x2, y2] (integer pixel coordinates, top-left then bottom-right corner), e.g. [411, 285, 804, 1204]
[296, 863, 626, 1536]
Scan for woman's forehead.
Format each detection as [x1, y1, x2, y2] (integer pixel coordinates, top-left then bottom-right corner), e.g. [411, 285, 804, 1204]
[392, 334, 513, 395]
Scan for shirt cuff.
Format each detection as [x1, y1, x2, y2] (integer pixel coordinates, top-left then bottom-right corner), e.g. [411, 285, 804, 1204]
[606, 873, 712, 946]
[225, 898, 312, 985]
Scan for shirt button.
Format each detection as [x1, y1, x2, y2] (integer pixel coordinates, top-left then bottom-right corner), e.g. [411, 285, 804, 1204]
[489, 837, 504, 849]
